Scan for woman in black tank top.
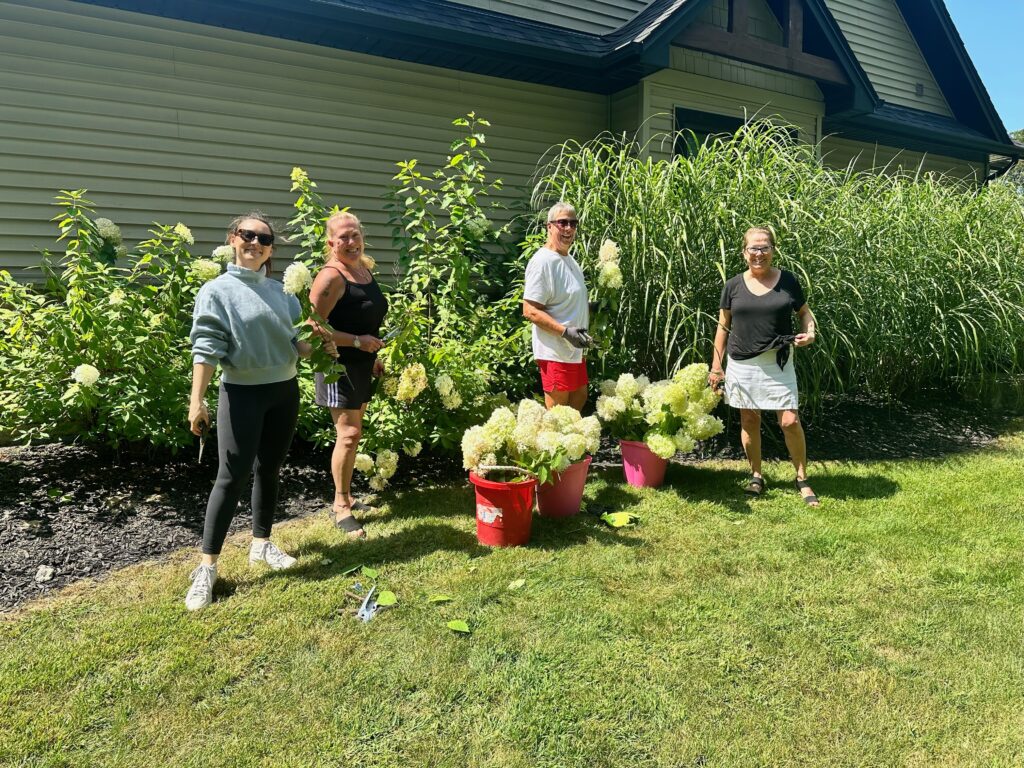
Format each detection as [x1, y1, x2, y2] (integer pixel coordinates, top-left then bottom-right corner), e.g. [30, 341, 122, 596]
[309, 212, 389, 536]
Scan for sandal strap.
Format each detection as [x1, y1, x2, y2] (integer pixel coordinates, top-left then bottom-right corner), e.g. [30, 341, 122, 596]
[795, 479, 813, 490]
[747, 476, 765, 489]
[334, 513, 365, 533]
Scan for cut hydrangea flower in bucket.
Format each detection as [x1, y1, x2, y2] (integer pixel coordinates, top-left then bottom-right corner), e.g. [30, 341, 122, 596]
[594, 365, 724, 488]
[462, 400, 602, 544]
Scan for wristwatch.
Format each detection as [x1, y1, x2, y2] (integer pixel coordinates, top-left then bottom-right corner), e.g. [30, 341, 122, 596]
[352, 336, 361, 349]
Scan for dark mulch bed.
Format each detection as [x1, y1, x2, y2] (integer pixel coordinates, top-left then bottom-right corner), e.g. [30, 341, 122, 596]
[1, 394, 1019, 612]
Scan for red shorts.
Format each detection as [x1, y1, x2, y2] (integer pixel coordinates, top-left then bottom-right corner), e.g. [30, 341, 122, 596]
[538, 360, 588, 393]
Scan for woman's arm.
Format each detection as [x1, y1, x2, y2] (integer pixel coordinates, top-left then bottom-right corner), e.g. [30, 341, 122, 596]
[522, 299, 565, 336]
[709, 308, 731, 389]
[794, 304, 816, 347]
[188, 362, 216, 435]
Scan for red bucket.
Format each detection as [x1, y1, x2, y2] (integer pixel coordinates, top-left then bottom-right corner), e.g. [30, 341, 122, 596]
[469, 471, 537, 547]
[619, 439, 668, 488]
[537, 455, 592, 518]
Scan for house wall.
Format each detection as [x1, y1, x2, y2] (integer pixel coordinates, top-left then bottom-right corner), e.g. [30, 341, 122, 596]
[700, 0, 784, 44]
[0, 0, 608, 281]
[445, 0, 648, 34]
[638, 47, 825, 162]
[820, 137, 986, 181]
[823, 0, 952, 116]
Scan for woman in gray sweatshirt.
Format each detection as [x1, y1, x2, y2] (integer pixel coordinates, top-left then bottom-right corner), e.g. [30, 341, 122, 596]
[184, 212, 336, 612]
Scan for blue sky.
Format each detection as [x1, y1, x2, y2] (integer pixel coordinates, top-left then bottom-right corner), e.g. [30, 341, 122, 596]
[943, 0, 1023, 133]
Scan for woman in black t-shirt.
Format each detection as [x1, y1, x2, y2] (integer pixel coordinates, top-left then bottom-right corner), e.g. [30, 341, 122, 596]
[708, 227, 819, 505]
[310, 211, 389, 537]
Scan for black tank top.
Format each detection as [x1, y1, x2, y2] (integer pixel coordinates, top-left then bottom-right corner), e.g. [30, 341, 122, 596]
[322, 265, 389, 365]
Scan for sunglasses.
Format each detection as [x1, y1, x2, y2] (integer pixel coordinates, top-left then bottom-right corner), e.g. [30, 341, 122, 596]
[549, 218, 579, 229]
[235, 228, 274, 247]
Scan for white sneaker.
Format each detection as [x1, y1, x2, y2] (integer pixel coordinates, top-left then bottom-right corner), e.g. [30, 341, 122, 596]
[185, 564, 217, 611]
[249, 540, 297, 570]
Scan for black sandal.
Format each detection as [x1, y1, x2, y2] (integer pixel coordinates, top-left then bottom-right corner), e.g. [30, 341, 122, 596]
[328, 506, 366, 537]
[744, 476, 765, 497]
[794, 479, 820, 506]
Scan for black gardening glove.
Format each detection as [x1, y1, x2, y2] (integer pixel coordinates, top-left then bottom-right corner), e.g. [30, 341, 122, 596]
[562, 326, 594, 349]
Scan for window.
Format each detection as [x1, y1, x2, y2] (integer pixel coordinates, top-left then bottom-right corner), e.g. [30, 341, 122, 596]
[674, 107, 745, 156]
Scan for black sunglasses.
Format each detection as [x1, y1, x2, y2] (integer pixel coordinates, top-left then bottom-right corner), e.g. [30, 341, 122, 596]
[235, 228, 274, 247]
[549, 218, 579, 229]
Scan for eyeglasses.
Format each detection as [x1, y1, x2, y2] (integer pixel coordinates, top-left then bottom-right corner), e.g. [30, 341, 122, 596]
[235, 228, 274, 247]
[745, 245, 773, 255]
[548, 218, 579, 229]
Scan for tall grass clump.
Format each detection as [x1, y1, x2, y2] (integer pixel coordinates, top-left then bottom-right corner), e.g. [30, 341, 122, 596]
[532, 122, 1024, 409]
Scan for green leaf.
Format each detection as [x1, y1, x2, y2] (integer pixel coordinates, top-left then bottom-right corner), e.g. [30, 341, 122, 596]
[601, 512, 640, 528]
[507, 579, 526, 591]
[361, 566, 379, 579]
[341, 564, 362, 576]
[376, 590, 397, 606]
[427, 594, 453, 603]
[447, 620, 471, 634]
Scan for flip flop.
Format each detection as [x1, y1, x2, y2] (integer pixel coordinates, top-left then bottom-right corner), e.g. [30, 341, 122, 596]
[328, 506, 366, 537]
[351, 500, 376, 514]
[794, 479, 820, 506]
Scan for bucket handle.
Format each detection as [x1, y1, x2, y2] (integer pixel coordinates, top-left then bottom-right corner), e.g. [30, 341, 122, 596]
[477, 465, 538, 479]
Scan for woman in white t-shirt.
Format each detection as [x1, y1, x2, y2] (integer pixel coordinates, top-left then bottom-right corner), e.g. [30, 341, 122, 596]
[522, 202, 593, 411]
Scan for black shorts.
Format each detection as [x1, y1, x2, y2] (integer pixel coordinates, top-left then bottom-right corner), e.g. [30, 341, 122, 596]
[314, 357, 377, 410]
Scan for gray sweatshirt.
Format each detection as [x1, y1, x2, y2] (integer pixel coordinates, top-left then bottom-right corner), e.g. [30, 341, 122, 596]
[190, 263, 301, 385]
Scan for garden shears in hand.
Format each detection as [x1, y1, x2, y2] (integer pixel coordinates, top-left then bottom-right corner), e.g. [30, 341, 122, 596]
[198, 420, 208, 464]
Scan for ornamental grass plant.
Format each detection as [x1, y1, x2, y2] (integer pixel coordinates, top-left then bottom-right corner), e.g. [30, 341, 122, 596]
[533, 122, 1024, 410]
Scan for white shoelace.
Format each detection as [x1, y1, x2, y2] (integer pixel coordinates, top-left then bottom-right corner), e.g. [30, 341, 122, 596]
[188, 565, 214, 597]
[258, 542, 293, 569]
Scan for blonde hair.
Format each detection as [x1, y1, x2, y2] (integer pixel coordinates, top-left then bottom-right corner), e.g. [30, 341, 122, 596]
[743, 226, 776, 249]
[325, 210, 375, 270]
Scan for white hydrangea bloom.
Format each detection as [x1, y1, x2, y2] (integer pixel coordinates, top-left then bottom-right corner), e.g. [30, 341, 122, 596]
[673, 430, 696, 454]
[512, 421, 538, 452]
[148, 312, 166, 329]
[173, 223, 194, 245]
[435, 373, 455, 397]
[536, 430, 564, 455]
[403, 441, 422, 458]
[441, 391, 463, 410]
[94, 218, 122, 245]
[562, 433, 587, 462]
[516, 398, 546, 427]
[114, 244, 128, 260]
[368, 476, 387, 491]
[461, 425, 492, 470]
[614, 373, 641, 401]
[72, 364, 100, 386]
[595, 395, 627, 422]
[689, 414, 724, 441]
[645, 432, 676, 460]
[635, 375, 651, 394]
[577, 415, 602, 454]
[397, 363, 428, 402]
[212, 244, 235, 264]
[598, 261, 623, 290]
[542, 405, 581, 432]
[382, 376, 399, 397]
[673, 363, 710, 399]
[190, 259, 222, 283]
[484, 407, 517, 444]
[598, 239, 620, 264]
[354, 453, 374, 473]
[108, 289, 126, 306]
[375, 449, 399, 480]
[282, 262, 312, 296]
[599, 379, 618, 397]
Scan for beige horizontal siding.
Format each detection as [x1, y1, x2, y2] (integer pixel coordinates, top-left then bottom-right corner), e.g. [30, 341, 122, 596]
[821, 137, 985, 181]
[0, 0, 608, 281]
[610, 85, 642, 140]
[824, 0, 952, 116]
[638, 49, 825, 161]
[446, 0, 648, 34]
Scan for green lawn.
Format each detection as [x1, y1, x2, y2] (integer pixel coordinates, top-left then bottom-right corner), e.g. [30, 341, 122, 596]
[3, 434, 1024, 767]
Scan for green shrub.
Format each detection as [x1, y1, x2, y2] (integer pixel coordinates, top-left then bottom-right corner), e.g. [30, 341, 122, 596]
[0, 191, 214, 451]
[533, 122, 1024, 408]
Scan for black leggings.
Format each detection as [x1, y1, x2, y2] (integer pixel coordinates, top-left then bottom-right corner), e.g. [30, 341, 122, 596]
[202, 378, 299, 555]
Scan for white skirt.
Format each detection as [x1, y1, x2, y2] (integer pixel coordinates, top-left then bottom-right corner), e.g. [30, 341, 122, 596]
[725, 350, 799, 411]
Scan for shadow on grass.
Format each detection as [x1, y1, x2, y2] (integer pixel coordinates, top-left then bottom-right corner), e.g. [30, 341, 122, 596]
[810, 472, 900, 501]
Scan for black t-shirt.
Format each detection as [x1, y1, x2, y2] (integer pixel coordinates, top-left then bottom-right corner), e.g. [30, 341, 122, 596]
[720, 269, 806, 360]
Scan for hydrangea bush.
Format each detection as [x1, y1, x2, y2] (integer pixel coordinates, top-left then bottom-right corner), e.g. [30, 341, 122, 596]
[462, 399, 601, 484]
[595, 364, 724, 459]
[0, 190, 214, 451]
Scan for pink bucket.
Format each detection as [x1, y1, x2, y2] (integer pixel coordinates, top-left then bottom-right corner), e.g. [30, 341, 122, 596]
[619, 440, 668, 488]
[537, 455, 592, 518]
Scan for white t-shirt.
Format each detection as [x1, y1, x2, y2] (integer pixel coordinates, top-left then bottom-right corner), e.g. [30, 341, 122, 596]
[523, 247, 589, 363]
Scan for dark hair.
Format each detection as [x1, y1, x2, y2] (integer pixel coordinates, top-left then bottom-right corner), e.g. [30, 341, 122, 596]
[225, 210, 275, 276]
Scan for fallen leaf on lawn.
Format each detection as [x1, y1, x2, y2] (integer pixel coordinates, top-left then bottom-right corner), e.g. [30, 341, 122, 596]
[447, 620, 471, 634]
[376, 590, 397, 606]
[341, 564, 362, 576]
[601, 511, 639, 528]
[361, 566, 379, 579]
[428, 594, 453, 603]
[507, 579, 526, 590]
